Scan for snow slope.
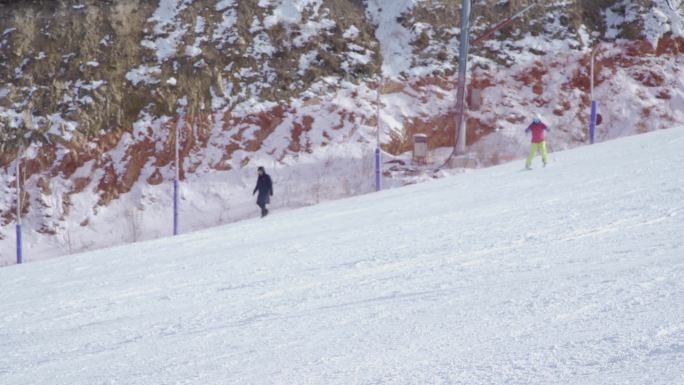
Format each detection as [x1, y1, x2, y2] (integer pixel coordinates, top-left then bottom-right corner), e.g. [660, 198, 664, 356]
[1, 128, 683, 384]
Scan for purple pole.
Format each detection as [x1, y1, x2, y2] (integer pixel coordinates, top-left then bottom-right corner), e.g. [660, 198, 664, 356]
[590, 100, 597, 144]
[16, 224, 22, 264]
[173, 179, 179, 236]
[174, 118, 180, 236]
[375, 147, 381, 192]
[375, 78, 382, 192]
[16, 150, 22, 264]
[589, 51, 597, 144]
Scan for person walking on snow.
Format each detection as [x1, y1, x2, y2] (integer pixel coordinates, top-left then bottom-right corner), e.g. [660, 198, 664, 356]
[253, 166, 273, 218]
[525, 115, 550, 169]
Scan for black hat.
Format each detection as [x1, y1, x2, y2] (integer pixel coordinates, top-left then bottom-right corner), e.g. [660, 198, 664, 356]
[257, 166, 265, 172]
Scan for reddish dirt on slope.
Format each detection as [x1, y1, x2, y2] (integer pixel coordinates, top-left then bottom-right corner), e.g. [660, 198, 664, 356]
[2, 38, 682, 225]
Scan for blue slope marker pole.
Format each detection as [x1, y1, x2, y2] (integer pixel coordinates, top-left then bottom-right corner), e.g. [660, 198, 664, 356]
[16, 224, 22, 264]
[375, 147, 381, 192]
[590, 51, 597, 144]
[375, 79, 382, 192]
[375, 79, 383, 191]
[173, 179, 179, 236]
[16, 149, 22, 264]
[590, 101, 597, 144]
[174, 120, 180, 236]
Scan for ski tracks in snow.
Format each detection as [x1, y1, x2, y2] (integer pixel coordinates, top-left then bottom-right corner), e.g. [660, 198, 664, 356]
[1, 128, 684, 384]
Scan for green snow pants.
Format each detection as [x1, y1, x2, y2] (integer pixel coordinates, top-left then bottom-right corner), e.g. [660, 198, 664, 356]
[526, 141, 548, 168]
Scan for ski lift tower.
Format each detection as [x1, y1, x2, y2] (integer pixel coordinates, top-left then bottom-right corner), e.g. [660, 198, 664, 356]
[450, 0, 472, 167]
[447, 0, 537, 168]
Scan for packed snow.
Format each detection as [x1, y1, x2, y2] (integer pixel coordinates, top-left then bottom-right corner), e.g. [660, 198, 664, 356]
[365, 0, 417, 77]
[125, 65, 162, 86]
[1, 127, 682, 384]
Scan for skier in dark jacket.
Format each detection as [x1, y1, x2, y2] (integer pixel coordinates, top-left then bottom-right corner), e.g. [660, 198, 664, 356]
[253, 166, 273, 218]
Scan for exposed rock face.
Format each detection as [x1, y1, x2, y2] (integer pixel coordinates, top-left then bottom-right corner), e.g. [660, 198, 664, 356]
[0, 0, 683, 263]
[0, 0, 379, 144]
[0, 0, 671, 150]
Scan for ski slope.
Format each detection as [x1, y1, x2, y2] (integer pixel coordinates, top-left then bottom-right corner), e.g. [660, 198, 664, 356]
[1, 128, 683, 385]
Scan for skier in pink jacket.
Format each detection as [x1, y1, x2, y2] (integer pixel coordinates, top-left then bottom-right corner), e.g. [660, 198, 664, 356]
[525, 115, 549, 169]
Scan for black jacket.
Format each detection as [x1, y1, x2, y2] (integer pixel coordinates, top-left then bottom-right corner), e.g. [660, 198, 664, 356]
[253, 174, 273, 205]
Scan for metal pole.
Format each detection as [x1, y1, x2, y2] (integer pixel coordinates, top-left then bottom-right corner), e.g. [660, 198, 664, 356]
[16, 148, 22, 264]
[173, 118, 180, 235]
[471, 3, 537, 45]
[455, 0, 472, 155]
[589, 51, 597, 144]
[375, 79, 382, 192]
[590, 51, 594, 101]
